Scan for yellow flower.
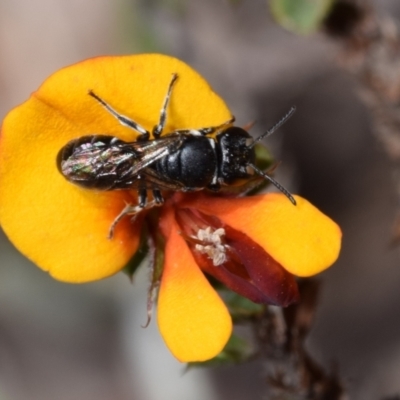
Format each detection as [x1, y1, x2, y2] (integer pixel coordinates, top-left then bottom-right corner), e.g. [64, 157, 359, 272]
[0, 54, 341, 362]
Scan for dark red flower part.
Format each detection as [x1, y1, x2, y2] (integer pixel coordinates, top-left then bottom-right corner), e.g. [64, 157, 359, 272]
[175, 207, 300, 307]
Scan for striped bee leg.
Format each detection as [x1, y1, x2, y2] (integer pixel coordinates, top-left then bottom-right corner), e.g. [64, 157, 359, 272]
[108, 187, 164, 239]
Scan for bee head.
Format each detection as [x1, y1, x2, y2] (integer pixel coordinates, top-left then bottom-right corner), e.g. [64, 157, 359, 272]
[216, 107, 296, 205]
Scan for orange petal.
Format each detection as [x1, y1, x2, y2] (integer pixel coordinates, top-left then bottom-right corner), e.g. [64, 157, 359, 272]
[0, 54, 231, 282]
[182, 193, 342, 277]
[157, 209, 232, 362]
[0, 97, 141, 282]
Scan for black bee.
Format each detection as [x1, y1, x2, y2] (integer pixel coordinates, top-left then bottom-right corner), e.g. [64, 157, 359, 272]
[57, 73, 296, 238]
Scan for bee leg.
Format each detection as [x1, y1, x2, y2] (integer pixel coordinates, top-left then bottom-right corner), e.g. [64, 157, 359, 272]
[174, 116, 235, 137]
[152, 73, 178, 139]
[195, 116, 236, 136]
[108, 188, 165, 239]
[108, 203, 142, 240]
[138, 186, 147, 207]
[88, 90, 151, 141]
[152, 188, 164, 205]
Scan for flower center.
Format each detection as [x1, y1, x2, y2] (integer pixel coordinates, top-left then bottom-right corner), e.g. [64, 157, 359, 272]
[194, 227, 227, 266]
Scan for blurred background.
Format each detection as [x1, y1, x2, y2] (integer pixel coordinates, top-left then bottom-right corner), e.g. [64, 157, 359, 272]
[1, 0, 400, 399]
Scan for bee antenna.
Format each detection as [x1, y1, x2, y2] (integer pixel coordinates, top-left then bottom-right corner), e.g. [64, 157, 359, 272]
[249, 106, 296, 149]
[248, 163, 296, 205]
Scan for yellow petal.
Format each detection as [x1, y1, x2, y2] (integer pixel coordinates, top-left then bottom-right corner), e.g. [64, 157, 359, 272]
[183, 193, 342, 277]
[157, 210, 232, 362]
[0, 55, 231, 282]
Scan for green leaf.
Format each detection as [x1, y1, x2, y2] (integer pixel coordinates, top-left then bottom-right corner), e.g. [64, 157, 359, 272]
[122, 227, 150, 280]
[223, 290, 265, 321]
[207, 282, 265, 320]
[187, 333, 253, 368]
[254, 143, 273, 171]
[269, 0, 334, 35]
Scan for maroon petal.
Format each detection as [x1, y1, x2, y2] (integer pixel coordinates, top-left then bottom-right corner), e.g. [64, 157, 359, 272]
[224, 225, 299, 306]
[176, 208, 299, 307]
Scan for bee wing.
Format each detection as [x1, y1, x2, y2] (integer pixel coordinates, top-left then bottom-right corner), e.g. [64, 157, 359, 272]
[124, 134, 183, 175]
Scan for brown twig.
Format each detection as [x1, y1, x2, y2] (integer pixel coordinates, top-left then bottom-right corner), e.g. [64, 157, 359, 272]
[254, 279, 346, 400]
[324, 1, 400, 161]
